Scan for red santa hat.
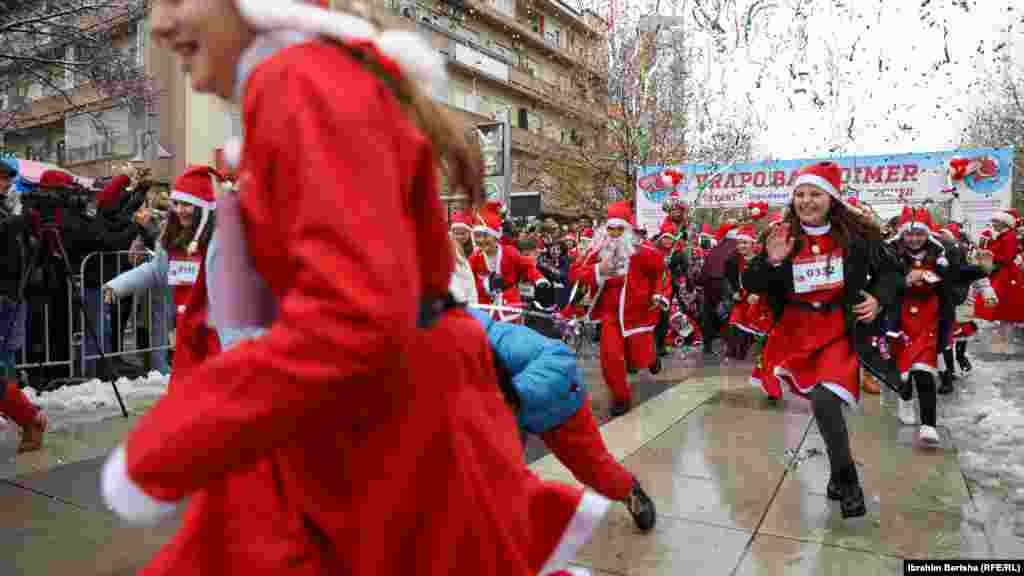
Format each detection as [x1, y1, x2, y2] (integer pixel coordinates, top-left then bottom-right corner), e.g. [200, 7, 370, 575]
[472, 201, 504, 238]
[746, 200, 769, 221]
[580, 228, 594, 239]
[767, 212, 784, 228]
[992, 209, 1017, 228]
[171, 165, 222, 255]
[660, 168, 683, 189]
[96, 174, 132, 210]
[38, 170, 76, 190]
[733, 224, 757, 242]
[896, 206, 937, 235]
[448, 209, 472, 231]
[606, 200, 632, 229]
[232, 0, 446, 95]
[940, 223, 962, 242]
[1009, 208, 1022, 226]
[792, 162, 848, 207]
[979, 228, 994, 242]
[715, 222, 736, 243]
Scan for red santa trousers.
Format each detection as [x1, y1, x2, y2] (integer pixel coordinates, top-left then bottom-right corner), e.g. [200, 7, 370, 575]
[540, 396, 634, 501]
[599, 314, 655, 405]
[1, 380, 38, 428]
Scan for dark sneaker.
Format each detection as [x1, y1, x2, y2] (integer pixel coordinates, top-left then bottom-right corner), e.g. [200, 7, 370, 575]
[627, 480, 656, 532]
[649, 357, 662, 375]
[610, 401, 631, 417]
[938, 371, 954, 395]
[957, 355, 972, 374]
[826, 477, 841, 501]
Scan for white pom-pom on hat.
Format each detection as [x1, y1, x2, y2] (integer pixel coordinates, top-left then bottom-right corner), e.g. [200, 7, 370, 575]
[233, 0, 446, 94]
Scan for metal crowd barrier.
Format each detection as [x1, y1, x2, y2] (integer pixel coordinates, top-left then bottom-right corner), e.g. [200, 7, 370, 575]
[76, 250, 175, 381]
[13, 281, 75, 380]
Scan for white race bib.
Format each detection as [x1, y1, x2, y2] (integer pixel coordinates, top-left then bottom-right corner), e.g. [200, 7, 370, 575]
[168, 260, 200, 286]
[792, 256, 843, 294]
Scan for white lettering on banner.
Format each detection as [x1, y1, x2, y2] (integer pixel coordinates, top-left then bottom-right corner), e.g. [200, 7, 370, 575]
[793, 256, 844, 294]
[168, 260, 199, 286]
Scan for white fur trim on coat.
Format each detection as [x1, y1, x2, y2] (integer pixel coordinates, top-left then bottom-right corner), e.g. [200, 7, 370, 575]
[538, 491, 611, 576]
[101, 444, 180, 526]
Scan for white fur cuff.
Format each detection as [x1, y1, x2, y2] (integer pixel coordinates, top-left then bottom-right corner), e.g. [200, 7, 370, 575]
[101, 444, 180, 526]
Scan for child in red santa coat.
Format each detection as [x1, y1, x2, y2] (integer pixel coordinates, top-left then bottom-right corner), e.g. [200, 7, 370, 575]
[886, 207, 957, 445]
[974, 209, 1024, 323]
[470, 201, 550, 322]
[725, 224, 763, 359]
[570, 201, 669, 416]
[100, 1, 604, 574]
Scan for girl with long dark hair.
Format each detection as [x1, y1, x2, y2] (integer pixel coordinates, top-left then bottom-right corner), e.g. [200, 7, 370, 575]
[743, 162, 904, 518]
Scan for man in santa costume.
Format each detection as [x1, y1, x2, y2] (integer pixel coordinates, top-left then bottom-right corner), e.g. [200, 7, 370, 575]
[570, 201, 669, 416]
[975, 208, 1024, 324]
[470, 200, 549, 322]
[101, 1, 606, 573]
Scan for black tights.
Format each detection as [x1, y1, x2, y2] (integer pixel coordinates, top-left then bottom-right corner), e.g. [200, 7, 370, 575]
[809, 386, 854, 478]
[942, 348, 955, 374]
[956, 341, 968, 362]
[911, 371, 937, 427]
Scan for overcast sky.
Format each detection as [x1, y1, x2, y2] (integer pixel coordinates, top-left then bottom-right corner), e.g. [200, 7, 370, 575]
[603, 0, 1024, 160]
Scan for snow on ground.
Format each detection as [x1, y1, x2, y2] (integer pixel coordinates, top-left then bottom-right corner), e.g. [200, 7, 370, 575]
[25, 371, 169, 430]
[942, 354, 1024, 492]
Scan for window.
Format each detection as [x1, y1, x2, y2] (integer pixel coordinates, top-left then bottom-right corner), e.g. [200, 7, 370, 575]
[25, 146, 35, 161]
[27, 82, 43, 101]
[56, 140, 66, 164]
[136, 19, 147, 68]
[523, 56, 539, 77]
[528, 12, 544, 35]
[526, 111, 542, 135]
[544, 18, 561, 47]
[493, 0, 514, 17]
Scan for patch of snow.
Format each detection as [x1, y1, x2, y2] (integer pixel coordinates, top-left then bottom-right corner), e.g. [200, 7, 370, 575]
[941, 332, 1024, 496]
[24, 372, 169, 430]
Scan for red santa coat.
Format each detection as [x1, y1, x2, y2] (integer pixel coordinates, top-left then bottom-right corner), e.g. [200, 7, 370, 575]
[121, 38, 578, 575]
[569, 244, 669, 335]
[893, 259, 941, 380]
[975, 229, 1024, 322]
[470, 244, 544, 321]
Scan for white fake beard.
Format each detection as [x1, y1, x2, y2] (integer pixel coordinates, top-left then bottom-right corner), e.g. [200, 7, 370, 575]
[599, 231, 636, 262]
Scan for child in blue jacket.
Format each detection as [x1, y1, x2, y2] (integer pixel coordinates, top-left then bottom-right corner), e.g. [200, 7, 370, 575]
[468, 308, 656, 532]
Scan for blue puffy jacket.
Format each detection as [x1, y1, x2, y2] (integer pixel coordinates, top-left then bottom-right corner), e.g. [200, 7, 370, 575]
[469, 308, 586, 434]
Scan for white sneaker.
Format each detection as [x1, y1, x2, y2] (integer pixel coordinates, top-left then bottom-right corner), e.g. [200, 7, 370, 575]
[919, 425, 940, 445]
[897, 399, 917, 425]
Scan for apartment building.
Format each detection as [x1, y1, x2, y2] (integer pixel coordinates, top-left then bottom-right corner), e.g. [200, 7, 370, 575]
[2, 0, 609, 219]
[373, 0, 611, 218]
[0, 2, 236, 188]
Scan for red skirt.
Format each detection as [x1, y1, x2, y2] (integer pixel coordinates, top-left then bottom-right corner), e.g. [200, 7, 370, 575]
[731, 294, 773, 337]
[894, 296, 940, 380]
[975, 265, 1024, 322]
[760, 306, 859, 405]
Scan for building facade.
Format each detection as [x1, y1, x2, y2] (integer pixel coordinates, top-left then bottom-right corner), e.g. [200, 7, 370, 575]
[369, 0, 611, 218]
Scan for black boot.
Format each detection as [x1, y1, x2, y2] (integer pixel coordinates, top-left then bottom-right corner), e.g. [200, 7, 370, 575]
[938, 370, 954, 395]
[649, 356, 662, 375]
[826, 476, 841, 501]
[838, 466, 866, 518]
[956, 344, 972, 374]
[627, 479, 657, 532]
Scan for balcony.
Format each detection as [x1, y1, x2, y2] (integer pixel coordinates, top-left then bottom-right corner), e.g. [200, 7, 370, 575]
[459, 0, 608, 81]
[506, 66, 604, 128]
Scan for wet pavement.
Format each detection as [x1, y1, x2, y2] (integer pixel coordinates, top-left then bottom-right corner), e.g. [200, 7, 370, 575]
[2, 328, 1023, 574]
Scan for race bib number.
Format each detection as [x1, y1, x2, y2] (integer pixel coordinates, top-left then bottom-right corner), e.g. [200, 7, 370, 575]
[168, 260, 200, 286]
[792, 256, 843, 294]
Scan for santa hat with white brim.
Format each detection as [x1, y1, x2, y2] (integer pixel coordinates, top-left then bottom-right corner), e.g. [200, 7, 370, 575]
[992, 210, 1016, 228]
[170, 165, 222, 254]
